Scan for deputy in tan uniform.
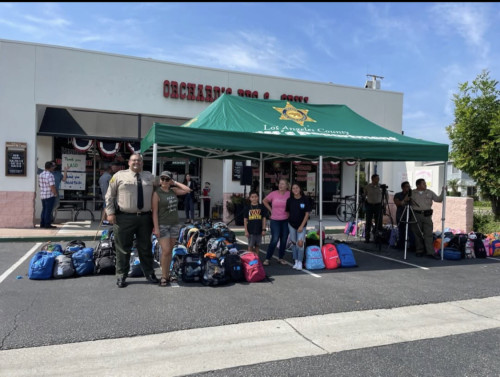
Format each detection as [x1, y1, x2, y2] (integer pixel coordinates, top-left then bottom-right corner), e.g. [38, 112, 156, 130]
[106, 153, 159, 288]
[410, 178, 446, 260]
[363, 174, 386, 243]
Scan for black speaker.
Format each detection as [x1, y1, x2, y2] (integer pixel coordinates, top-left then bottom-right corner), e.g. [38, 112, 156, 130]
[240, 166, 253, 186]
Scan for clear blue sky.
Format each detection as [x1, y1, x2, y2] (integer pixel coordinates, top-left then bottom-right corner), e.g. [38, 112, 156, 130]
[1, 2, 499, 146]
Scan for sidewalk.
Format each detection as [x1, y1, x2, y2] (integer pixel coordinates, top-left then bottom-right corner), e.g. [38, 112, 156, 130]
[0, 215, 347, 242]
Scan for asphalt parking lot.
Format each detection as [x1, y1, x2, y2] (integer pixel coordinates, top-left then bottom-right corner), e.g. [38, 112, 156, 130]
[1, 237, 500, 352]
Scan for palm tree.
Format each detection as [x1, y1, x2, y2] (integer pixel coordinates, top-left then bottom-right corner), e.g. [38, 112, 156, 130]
[447, 179, 461, 196]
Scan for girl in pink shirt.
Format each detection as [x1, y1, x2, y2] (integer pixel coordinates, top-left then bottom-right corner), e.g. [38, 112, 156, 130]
[263, 179, 290, 265]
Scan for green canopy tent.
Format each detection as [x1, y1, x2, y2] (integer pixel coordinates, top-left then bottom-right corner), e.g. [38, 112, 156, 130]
[141, 94, 448, 162]
[141, 94, 449, 259]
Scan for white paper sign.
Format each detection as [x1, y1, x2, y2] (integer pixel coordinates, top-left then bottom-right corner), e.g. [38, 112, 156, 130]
[60, 172, 86, 191]
[307, 172, 316, 193]
[62, 154, 86, 172]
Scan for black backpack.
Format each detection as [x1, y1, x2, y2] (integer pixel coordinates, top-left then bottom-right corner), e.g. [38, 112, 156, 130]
[65, 240, 86, 253]
[180, 254, 203, 283]
[223, 254, 245, 282]
[201, 255, 228, 286]
[447, 234, 468, 259]
[473, 237, 487, 258]
[94, 239, 116, 275]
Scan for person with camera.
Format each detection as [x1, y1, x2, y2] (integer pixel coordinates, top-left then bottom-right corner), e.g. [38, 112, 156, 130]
[410, 179, 446, 260]
[393, 181, 414, 250]
[363, 174, 386, 243]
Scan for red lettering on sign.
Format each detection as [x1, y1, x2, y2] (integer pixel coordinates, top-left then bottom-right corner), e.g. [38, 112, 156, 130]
[163, 80, 170, 98]
[179, 82, 186, 99]
[196, 84, 205, 101]
[170, 81, 179, 99]
[187, 83, 196, 100]
[163, 81, 306, 102]
[213, 86, 221, 99]
[204, 85, 213, 102]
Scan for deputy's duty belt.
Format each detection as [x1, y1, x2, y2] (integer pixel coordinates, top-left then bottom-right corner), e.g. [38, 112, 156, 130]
[119, 211, 152, 216]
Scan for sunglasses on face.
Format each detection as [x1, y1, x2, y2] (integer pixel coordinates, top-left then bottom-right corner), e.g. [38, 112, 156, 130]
[160, 177, 171, 181]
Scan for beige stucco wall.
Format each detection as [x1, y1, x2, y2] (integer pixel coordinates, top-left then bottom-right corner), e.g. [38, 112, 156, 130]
[387, 195, 473, 233]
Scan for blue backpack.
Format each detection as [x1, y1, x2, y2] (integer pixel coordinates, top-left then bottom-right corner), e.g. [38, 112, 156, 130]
[305, 245, 325, 270]
[71, 247, 95, 276]
[336, 243, 357, 267]
[28, 251, 56, 280]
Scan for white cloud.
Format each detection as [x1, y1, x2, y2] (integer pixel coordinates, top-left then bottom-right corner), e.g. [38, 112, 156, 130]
[429, 3, 490, 60]
[170, 31, 308, 76]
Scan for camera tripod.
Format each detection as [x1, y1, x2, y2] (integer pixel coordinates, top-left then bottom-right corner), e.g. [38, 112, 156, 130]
[398, 198, 424, 260]
[373, 187, 394, 252]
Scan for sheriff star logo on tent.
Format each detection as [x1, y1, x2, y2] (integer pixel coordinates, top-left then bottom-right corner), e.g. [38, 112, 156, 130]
[273, 102, 316, 126]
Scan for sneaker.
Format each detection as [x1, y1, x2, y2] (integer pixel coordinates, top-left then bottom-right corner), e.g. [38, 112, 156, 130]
[146, 272, 159, 284]
[296, 261, 303, 271]
[292, 260, 298, 269]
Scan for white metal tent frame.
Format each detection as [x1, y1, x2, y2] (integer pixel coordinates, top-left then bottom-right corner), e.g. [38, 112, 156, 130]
[147, 143, 447, 260]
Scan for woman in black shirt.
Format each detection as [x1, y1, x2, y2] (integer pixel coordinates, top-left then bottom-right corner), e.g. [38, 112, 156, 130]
[286, 183, 311, 271]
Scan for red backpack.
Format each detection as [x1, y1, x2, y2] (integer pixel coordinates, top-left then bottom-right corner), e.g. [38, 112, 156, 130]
[321, 243, 340, 270]
[239, 251, 266, 282]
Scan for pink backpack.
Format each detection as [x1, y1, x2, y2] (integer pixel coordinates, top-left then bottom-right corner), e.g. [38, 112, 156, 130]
[239, 251, 266, 282]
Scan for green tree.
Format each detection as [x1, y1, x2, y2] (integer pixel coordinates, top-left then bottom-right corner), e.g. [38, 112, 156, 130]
[447, 178, 461, 196]
[447, 70, 500, 219]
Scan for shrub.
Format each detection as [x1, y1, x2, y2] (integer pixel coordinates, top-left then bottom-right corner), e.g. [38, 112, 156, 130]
[473, 212, 500, 234]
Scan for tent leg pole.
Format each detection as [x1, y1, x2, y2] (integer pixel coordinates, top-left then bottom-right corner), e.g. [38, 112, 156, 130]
[152, 143, 158, 177]
[440, 162, 447, 260]
[319, 156, 323, 249]
[259, 153, 263, 201]
[355, 161, 360, 239]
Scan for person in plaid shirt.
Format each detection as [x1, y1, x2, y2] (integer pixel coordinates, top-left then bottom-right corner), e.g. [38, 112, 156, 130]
[39, 161, 58, 229]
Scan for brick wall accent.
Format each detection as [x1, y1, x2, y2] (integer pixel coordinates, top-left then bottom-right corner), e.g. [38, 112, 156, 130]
[432, 196, 473, 233]
[0, 191, 36, 228]
[387, 195, 473, 233]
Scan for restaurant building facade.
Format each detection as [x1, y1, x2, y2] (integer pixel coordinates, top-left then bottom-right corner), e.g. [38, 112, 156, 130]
[0, 39, 404, 228]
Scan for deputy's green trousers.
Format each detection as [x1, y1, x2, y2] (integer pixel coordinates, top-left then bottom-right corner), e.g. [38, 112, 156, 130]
[113, 213, 154, 278]
[411, 213, 434, 255]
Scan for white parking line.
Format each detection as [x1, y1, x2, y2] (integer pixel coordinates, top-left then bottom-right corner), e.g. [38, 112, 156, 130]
[350, 246, 430, 270]
[0, 243, 42, 284]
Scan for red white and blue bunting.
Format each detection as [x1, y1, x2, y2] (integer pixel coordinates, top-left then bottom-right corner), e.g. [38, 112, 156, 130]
[126, 142, 141, 154]
[72, 138, 94, 152]
[98, 141, 121, 157]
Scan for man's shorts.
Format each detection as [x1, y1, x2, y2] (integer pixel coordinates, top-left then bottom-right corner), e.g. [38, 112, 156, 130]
[159, 224, 181, 239]
[248, 234, 262, 249]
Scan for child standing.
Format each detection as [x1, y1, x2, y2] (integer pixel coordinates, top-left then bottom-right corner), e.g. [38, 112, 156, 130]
[202, 182, 211, 219]
[244, 191, 268, 255]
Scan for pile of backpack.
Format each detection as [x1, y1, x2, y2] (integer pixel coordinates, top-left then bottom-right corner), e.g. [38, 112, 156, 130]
[164, 219, 266, 285]
[28, 230, 118, 280]
[303, 241, 358, 270]
[436, 231, 500, 260]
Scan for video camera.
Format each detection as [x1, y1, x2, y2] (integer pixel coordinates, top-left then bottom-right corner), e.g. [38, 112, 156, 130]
[380, 184, 388, 190]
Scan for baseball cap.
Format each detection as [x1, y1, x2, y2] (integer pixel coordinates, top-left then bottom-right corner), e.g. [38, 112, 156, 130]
[160, 171, 172, 178]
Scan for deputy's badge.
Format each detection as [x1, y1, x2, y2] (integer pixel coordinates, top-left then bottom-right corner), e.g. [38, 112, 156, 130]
[273, 102, 316, 126]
